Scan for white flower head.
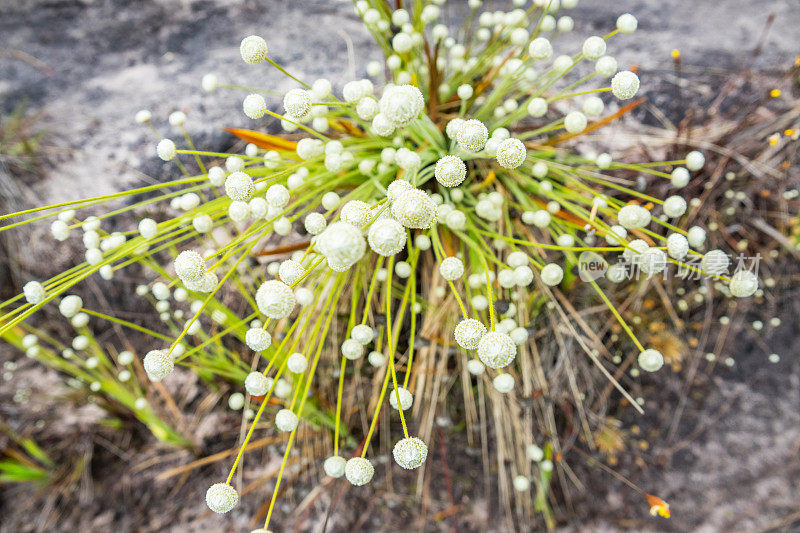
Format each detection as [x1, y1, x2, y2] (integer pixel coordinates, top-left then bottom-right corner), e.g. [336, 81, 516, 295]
[240, 35, 268, 64]
[611, 71, 640, 100]
[393, 437, 428, 469]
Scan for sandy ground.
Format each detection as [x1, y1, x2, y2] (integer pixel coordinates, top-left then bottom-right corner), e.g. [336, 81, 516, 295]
[1, 1, 799, 532]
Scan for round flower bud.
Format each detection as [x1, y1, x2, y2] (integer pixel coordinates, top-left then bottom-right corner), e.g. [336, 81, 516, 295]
[340, 200, 370, 228]
[528, 37, 553, 60]
[445, 118, 465, 139]
[23, 281, 46, 305]
[611, 71, 640, 100]
[687, 226, 706, 248]
[639, 248, 667, 276]
[527, 98, 547, 117]
[617, 204, 651, 229]
[454, 319, 485, 350]
[372, 113, 395, 136]
[552, 55, 573, 73]
[495, 138, 526, 169]
[540, 263, 564, 286]
[50, 220, 70, 241]
[379, 84, 424, 127]
[666, 233, 690, 259]
[663, 195, 687, 218]
[265, 184, 289, 209]
[342, 80, 366, 103]
[439, 257, 464, 281]
[323, 456, 347, 478]
[391, 188, 436, 229]
[304, 213, 327, 235]
[228, 392, 245, 410]
[243, 93, 267, 119]
[207, 166, 225, 187]
[466, 359, 485, 376]
[368, 218, 406, 257]
[622, 239, 650, 262]
[240, 35, 268, 64]
[278, 259, 305, 285]
[518, 210, 544, 229]
[138, 218, 157, 240]
[685, 151, 705, 171]
[275, 409, 299, 432]
[582, 36, 606, 60]
[493, 373, 515, 393]
[393, 437, 428, 469]
[174, 250, 205, 282]
[386, 179, 413, 202]
[193, 215, 212, 234]
[583, 96, 605, 116]
[59, 295, 83, 318]
[341, 338, 364, 360]
[350, 340, 377, 363]
[294, 287, 313, 307]
[456, 119, 489, 152]
[256, 280, 296, 318]
[595, 55, 617, 77]
[638, 349, 664, 372]
[296, 138, 324, 160]
[729, 270, 758, 298]
[283, 89, 312, 120]
[434, 155, 467, 187]
[670, 167, 690, 188]
[201, 73, 217, 92]
[513, 475, 531, 492]
[457, 84, 474, 100]
[143, 349, 173, 381]
[356, 96, 379, 120]
[316, 222, 366, 271]
[156, 139, 176, 161]
[389, 387, 413, 410]
[205, 483, 239, 514]
[392, 32, 413, 53]
[134, 109, 151, 123]
[225, 171, 254, 202]
[244, 371, 271, 396]
[345, 457, 374, 486]
[514, 266, 534, 286]
[351, 324, 374, 345]
[228, 200, 250, 222]
[616, 13, 637, 33]
[701, 249, 730, 275]
[564, 111, 587, 134]
[477, 331, 517, 369]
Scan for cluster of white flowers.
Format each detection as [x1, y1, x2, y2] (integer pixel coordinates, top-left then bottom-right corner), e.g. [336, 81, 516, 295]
[6, 2, 770, 527]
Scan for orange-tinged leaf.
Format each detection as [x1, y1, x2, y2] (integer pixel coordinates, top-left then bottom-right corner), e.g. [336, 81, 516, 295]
[223, 127, 297, 151]
[328, 119, 365, 137]
[645, 493, 670, 518]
